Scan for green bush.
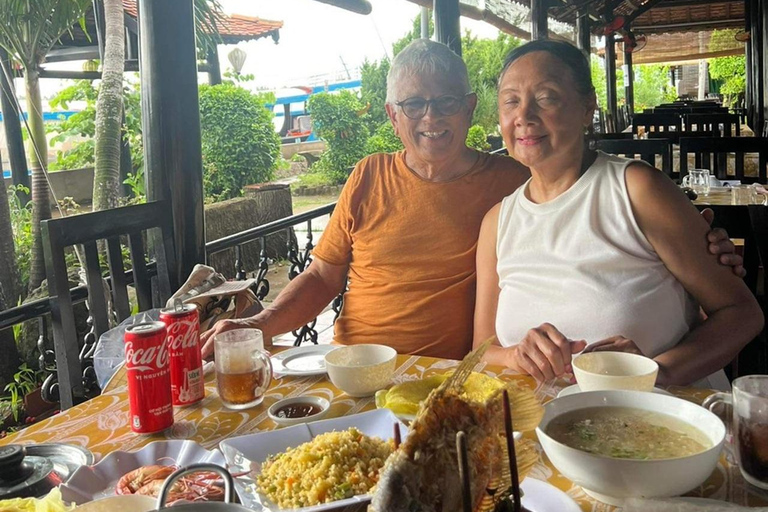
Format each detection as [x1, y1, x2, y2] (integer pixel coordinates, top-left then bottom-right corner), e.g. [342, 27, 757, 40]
[360, 58, 390, 134]
[307, 91, 369, 185]
[48, 79, 143, 173]
[199, 83, 281, 201]
[466, 124, 491, 151]
[365, 122, 403, 154]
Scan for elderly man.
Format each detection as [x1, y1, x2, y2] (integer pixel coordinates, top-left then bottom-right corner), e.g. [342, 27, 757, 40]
[201, 39, 742, 360]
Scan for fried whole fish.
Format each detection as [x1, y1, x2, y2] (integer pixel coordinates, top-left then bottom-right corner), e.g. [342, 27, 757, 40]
[371, 340, 503, 512]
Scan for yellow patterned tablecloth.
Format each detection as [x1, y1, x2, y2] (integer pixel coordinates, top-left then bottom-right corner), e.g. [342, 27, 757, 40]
[2, 354, 767, 511]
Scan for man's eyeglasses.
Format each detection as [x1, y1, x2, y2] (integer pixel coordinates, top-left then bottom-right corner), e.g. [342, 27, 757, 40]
[395, 93, 472, 120]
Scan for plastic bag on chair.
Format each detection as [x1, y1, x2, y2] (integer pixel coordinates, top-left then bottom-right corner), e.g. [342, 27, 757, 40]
[93, 308, 161, 389]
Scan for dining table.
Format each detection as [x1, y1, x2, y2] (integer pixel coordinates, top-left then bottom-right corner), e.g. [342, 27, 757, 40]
[2, 350, 767, 511]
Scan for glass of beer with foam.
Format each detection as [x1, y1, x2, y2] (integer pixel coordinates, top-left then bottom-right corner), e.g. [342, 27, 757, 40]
[214, 329, 272, 409]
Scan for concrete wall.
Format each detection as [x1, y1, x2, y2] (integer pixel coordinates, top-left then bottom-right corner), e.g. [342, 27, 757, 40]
[280, 140, 325, 160]
[4, 167, 94, 206]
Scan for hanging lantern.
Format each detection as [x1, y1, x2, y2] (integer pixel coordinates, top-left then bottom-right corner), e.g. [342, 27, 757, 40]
[228, 48, 247, 74]
[82, 60, 99, 72]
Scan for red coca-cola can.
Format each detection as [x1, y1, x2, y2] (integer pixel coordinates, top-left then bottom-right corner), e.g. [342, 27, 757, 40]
[160, 302, 204, 406]
[124, 321, 173, 434]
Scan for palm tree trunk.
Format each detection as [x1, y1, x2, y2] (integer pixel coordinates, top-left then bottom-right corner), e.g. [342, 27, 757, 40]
[93, 0, 125, 212]
[25, 67, 51, 292]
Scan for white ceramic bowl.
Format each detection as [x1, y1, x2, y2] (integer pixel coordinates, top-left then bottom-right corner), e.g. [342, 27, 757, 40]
[324, 344, 397, 397]
[267, 395, 330, 427]
[572, 352, 659, 392]
[536, 390, 725, 506]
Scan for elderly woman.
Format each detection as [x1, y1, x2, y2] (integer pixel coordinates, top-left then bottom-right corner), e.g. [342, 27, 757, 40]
[473, 40, 763, 389]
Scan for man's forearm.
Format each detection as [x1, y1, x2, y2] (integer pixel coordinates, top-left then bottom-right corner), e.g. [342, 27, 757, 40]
[250, 268, 345, 341]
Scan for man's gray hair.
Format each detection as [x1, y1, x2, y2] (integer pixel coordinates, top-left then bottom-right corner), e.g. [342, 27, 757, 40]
[386, 39, 471, 103]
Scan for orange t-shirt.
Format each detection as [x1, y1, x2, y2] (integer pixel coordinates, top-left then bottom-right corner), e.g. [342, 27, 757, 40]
[313, 150, 529, 360]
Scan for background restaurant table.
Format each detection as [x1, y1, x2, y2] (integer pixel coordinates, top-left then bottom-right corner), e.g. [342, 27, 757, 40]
[2, 353, 767, 511]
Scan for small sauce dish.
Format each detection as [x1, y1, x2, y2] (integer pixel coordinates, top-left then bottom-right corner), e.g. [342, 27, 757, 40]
[267, 396, 330, 427]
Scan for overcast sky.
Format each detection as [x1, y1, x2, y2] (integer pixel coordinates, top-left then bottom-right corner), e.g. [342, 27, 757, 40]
[218, 0, 501, 90]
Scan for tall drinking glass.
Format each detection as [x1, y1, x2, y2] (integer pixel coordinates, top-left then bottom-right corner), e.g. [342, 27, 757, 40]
[703, 376, 768, 489]
[214, 329, 272, 409]
[682, 169, 711, 196]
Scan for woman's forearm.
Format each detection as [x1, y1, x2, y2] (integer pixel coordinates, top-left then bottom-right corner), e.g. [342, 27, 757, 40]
[654, 301, 763, 386]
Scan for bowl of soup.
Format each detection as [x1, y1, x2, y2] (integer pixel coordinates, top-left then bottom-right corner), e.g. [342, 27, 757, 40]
[536, 390, 725, 505]
[572, 352, 659, 392]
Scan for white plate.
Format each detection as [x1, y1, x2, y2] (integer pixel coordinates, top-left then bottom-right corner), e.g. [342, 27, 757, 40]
[271, 345, 337, 376]
[521, 478, 582, 512]
[59, 440, 226, 505]
[557, 384, 672, 398]
[219, 408, 408, 512]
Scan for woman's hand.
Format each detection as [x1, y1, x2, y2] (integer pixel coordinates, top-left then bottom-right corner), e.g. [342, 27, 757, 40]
[508, 323, 587, 381]
[582, 335, 643, 355]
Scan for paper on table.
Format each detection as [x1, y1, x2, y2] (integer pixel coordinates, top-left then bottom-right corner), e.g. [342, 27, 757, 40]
[622, 498, 768, 512]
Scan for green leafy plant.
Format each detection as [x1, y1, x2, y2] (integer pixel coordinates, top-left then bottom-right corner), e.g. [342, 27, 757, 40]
[8, 185, 32, 290]
[365, 122, 403, 154]
[48, 79, 143, 173]
[123, 167, 146, 203]
[463, 32, 521, 134]
[360, 58, 390, 134]
[199, 83, 281, 201]
[466, 124, 491, 151]
[3, 364, 43, 422]
[307, 91, 370, 184]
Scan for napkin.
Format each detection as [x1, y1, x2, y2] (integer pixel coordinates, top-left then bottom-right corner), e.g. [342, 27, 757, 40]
[622, 498, 768, 511]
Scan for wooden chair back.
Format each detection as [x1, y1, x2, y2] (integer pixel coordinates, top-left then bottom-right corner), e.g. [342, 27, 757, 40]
[684, 113, 741, 137]
[594, 138, 674, 178]
[679, 137, 768, 183]
[631, 113, 682, 139]
[41, 200, 178, 409]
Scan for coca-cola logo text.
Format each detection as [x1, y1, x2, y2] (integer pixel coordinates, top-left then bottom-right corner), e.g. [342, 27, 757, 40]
[166, 320, 199, 352]
[126, 340, 170, 373]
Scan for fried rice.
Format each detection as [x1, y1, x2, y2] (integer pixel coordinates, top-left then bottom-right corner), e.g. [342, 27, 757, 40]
[256, 427, 394, 508]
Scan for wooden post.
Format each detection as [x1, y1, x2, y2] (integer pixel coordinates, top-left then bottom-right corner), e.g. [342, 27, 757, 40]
[605, 35, 618, 131]
[421, 6, 430, 39]
[207, 48, 222, 85]
[139, 0, 204, 287]
[531, 0, 549, 40]
[577, 10, 591, 58]
[433, 0, 461, 56]
[624, 47, 634, 115]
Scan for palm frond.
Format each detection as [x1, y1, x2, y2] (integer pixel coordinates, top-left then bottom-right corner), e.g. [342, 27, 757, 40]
[0, 0, 91, 68]
[194, 0, 224, 54]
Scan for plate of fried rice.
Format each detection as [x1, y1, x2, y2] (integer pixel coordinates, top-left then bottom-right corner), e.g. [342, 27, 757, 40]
[219, 408, 408, 511]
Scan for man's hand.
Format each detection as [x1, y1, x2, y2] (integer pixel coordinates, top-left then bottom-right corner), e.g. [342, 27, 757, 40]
[200, 317, 261, 359]
[701, 208, 746, 278]
[581, 335, 642, 355]
[508, 323, 587, 381]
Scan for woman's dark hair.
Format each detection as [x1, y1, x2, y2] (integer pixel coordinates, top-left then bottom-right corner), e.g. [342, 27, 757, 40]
[499, 40, 595, 97]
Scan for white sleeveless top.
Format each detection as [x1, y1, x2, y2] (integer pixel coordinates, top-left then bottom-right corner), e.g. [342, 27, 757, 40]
[495, 151, 728, 390]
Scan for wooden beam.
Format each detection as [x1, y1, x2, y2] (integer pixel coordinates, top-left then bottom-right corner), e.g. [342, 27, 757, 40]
[634, 18, 744, 32]
[44, 46, 101, 63]
[406, 0, 564, 40]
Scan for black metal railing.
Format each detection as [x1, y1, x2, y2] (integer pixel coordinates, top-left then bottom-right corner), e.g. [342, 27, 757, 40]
[206, 202, 338, 346]
[0, 202, 338, 406]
